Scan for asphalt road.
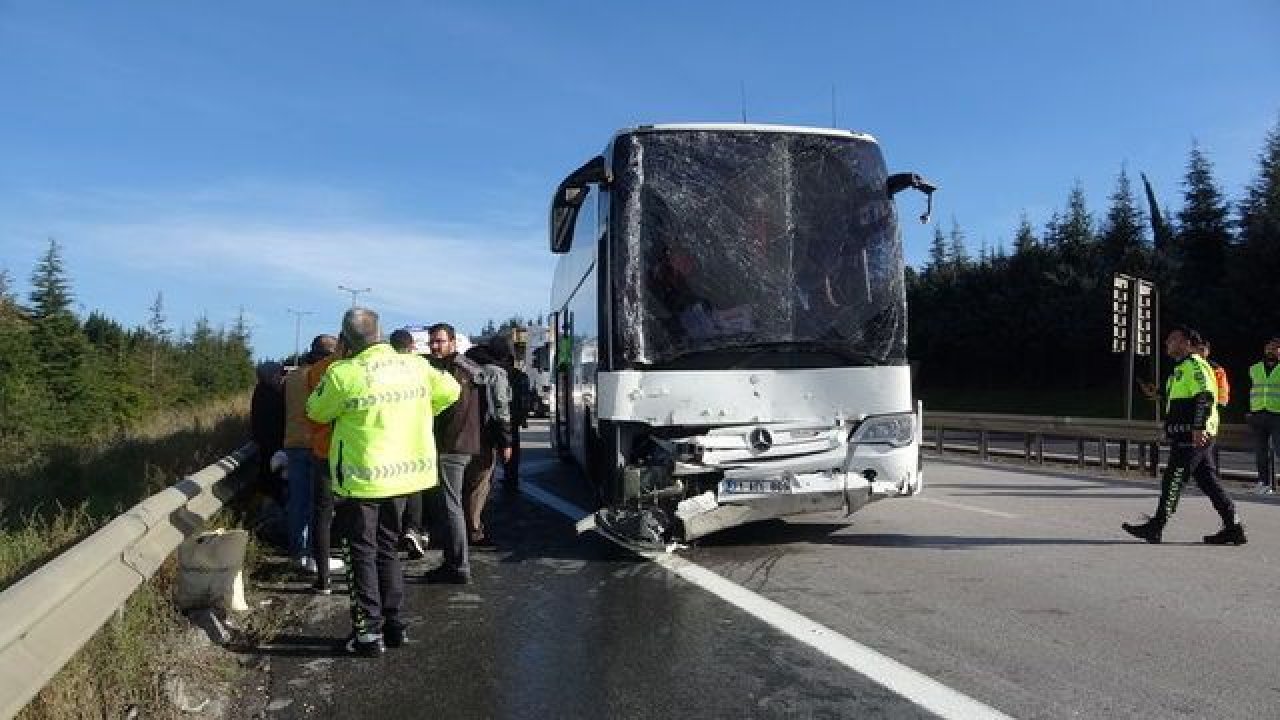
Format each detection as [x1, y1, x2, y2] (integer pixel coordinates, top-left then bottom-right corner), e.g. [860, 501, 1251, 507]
[242, 421, 1280, 719]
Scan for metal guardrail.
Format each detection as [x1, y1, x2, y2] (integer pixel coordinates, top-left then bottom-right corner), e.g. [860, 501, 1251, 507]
[0, 442, 257, 720]
[923, 412, 1257, 478]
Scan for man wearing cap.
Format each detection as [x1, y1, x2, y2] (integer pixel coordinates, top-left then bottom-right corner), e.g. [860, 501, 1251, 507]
[307, 308, 460, 656]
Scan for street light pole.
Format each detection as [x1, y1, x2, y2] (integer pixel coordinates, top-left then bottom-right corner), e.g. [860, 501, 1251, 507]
[286, 308, 315, 364]
[338, 285, 372, 308]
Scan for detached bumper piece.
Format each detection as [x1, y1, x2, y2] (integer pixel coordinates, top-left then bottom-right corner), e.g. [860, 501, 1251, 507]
[593, 506, 673, 553]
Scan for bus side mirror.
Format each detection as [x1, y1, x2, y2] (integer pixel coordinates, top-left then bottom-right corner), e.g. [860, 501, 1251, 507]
[550, 155, 608, 253]
[887, 172, 938, 224]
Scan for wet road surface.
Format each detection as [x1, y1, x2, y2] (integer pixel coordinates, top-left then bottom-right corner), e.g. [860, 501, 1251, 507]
[247, 421, 1280, 719]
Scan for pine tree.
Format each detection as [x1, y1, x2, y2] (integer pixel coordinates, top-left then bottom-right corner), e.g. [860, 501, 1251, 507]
[0, 268, 12, 307]
[1058, 183, 1096, 254]
[1013, 214, 1037, 256]
[927, 225, 948, 273]
[0, 265, 46, 457]
[27, 239, 90, 420]
[147, 292, 169, 384]
[1175, 142, 1232, 288]
[948, 218, 970, 270]
[1099, 166, 1149, 274]
[1235, 116, 1280, 342]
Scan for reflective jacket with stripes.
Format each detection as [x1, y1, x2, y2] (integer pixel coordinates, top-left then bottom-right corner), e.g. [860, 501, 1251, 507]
[306, 343, 460, 499]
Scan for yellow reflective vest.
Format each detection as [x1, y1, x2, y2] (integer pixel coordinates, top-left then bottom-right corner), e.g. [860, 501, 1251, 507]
[1249, 361, 1280, 413]
[1165, 353, 1219, 437]
[306, 343, 460, 499]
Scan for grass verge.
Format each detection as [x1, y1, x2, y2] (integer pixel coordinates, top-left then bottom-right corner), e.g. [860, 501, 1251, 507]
[3, 393, 260, 720]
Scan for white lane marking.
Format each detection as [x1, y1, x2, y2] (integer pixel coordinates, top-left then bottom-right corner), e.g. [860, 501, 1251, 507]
[519, 481, 1015, 720]
[918, 497, 1020, 519]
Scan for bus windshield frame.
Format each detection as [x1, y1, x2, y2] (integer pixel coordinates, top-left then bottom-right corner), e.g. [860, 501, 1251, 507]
[607, 128, 908, 370]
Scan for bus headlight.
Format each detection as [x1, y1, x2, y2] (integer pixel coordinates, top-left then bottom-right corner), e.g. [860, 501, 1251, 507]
[849, 413, 916, 448]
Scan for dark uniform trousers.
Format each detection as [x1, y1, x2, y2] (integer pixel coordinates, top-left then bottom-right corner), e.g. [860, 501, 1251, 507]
[337, 494, 408, 636]
[1156, 441, 1236, 525]
[1250, 411, 1280, 490]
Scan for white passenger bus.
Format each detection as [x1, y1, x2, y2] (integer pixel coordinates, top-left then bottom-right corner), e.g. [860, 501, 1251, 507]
[549, 123, 934, 547]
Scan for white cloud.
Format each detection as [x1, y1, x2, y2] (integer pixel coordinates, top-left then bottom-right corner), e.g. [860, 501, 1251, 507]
[0, 180, 557, 356]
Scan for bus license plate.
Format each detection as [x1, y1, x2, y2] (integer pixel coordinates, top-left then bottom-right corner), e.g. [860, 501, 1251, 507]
[721, 478, 790, 495]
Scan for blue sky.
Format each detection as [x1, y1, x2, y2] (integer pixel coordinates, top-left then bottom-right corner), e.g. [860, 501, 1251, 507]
[1, 1, 1277, 360]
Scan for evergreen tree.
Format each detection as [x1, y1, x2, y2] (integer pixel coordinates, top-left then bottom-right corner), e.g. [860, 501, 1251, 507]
[147, 292, 169, 384]
[1013, 214, 1037, 256]
[927, 225, 948, 273]
[1057, 183, 1097, 257]
[0, 268, 13, 309]
[0, 267, 46, 456]
[1176, 142, 1232, 280]
[27, 239, 90, 421]
[1234, 116, 1280, 345]
[948, 218, 970, 270]
[1099, 166, 1149, 274]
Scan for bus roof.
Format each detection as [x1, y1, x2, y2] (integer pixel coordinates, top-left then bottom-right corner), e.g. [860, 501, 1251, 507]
[619, 123, 878, 144]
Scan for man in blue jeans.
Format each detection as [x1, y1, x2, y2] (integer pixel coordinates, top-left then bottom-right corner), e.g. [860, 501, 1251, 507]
[282, 340, 328, 569]
[425, 322, 485, 583]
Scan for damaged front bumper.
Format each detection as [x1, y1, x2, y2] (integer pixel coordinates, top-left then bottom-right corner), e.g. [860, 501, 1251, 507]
[591, 408, 924, 549]
[674, 440, 922, 542]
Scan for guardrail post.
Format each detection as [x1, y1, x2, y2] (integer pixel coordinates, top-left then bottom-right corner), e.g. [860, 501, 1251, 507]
[1098, 437, 1108, 474]
[1077, 439, 1086, 469]
[1149, 442, 1160, 477]
[1023, 434, 1033, 462]
[935, 428, 944, 454]
[1035, 434, 1044, 465]
[979, 430, 989, 461]
[1119, 440, 1129, 472]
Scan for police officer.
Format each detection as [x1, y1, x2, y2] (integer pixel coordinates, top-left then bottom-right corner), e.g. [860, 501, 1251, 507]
[1246, 334, 1280, 494]
[1123, 325, 1246, 545]
[306, 308, 460, 656]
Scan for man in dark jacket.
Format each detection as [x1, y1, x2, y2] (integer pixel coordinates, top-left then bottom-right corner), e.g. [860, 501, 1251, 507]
[423, 323, 485, 583]
[250, 361, 286, 503]
[461, 343, 512, 548]
[488, 334, 529, 492]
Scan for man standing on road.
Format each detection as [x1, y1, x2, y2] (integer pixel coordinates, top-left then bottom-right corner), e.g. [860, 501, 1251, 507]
[424, 322, 483, 583]
[389, 327, 430, 560]
[304, 334, 344, 593]
[1247, 335, 1280, 495]
[1123, 325, 1246, 545]
[307, 308, 460, 656]
[489, 334, 529, 493]
[461, 343, 513, 547]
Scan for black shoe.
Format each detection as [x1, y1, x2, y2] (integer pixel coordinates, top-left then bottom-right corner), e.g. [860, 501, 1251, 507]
[401, 531, 428, 560]
[343, 632, 385, 657]
[311, 578, 332, 595]
[1203, 523, 1247, 545]
[1122, 518, 1164, 544]
[423, 566, 471, 585]
[384, 623, 408, 648]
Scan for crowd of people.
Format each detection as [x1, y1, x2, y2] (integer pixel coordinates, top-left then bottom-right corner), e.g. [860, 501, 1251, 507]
[249, 308, 530, 656]
[245, 310, 1278, 648]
